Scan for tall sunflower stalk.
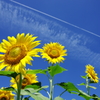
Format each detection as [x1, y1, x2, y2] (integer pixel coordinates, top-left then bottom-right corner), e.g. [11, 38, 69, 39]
[85, 65, 99, 96]
[0, 33, 41, 100]
[17, 73, 22, 100]
[41, 42, 67, 100]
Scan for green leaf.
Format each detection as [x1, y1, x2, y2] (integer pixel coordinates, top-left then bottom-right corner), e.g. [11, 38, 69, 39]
[78, 83, 86, 86]
[21, 88, 39, 95]
[92, 94, 100, 100]
[29, 93, 49, 100]
[1, 87, 16, 92]
[0, 71, 18, 78]
[21, 89, 49, 100]
[21, 86, 49, 95]
[78, 83, 96, 89]
[48, 64, 67, 77]
[78, 90, 92, 100]
[26, 69, 47, 74]
[25, 82, 41, 89]
[89, 85, 96, 89]
[57, 82, 80, 93]
[57, 82, 93, 100]
[81, 75, 87, 79]
[54, 96, 64, 100]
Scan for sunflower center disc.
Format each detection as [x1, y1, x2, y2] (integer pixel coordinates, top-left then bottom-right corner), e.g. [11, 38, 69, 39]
[22, 77, 30, 88]
[49, 49, 59, 58]
[5, 45, 27, 64]
[9, 47, 21, 57]
[0, 96, 8, 100]
[22, 78, 28, 84]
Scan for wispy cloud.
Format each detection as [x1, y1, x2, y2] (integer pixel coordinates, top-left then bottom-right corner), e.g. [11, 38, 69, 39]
[0, 0, 100, 68]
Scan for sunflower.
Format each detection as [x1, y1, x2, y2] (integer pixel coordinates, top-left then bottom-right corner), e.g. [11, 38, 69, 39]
[0, 90, 14, 100]
[41, 42, 67, 64]
[85, 64, 99, 83]
[0, 33, 41, 73]
[10, 74, 38, 89]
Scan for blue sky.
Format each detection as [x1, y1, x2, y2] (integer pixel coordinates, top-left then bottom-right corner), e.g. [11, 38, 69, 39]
[0, 0, 100, 100]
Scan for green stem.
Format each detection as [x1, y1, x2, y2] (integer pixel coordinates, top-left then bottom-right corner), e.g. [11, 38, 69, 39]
[43, 89, 50, 98]
[86, 76, 90, 95]
[49, 77, 54, 100]
[60, 89, 67, 97]
[21, 95, 23, 100]
[17, 73, 22, 100]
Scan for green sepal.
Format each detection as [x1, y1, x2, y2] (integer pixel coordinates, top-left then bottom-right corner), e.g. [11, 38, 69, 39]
[48, 64, 67, 77]
[0, 71, 18, 78]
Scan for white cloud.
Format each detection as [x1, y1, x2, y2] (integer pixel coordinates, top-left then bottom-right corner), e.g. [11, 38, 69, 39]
[0, 0, 100, 68]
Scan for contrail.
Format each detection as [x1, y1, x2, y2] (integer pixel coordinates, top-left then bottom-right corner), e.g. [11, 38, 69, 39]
[10, 0, 100, 38]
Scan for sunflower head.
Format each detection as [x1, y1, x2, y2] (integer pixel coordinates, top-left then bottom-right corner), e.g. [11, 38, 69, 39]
[41, 42, 67, 64]
[0, 90, 14, 100]
[10, 74, 38, 89]
[0, 33, 41, 73]
[85, 64, 99, 83]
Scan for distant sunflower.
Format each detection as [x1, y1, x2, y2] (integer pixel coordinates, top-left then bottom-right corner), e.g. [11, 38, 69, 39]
[10, 74, 38, 89]
[0, 33, 41, 73]
[0, 90, 14, 100]
[85, 64, 99, 83]
[41, 42, 67, 64]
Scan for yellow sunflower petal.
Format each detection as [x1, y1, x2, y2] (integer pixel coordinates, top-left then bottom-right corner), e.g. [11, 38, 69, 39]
[25, 34, 37, 43]
[28, 48, 41, 57]
[0, 54, 4, 62]
[0, 90, 14, 100]
[8, 36, 16, 45]
[0, 44, 6, 53]
[0, 33, 41, 74]
[21, 55, 33, 66]
[41, 42, 67, 64]
[28, 41, 41, 50]
[17, 33, 25, 43]
[85, 64, 99, 83]
[0, 62, 7, 70]
[10, 73, 38, 89]
[1, 39, 11, 49]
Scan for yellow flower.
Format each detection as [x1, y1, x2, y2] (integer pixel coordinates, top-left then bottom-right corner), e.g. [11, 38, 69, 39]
[0, 33, 41, 73]
[85, 64, 99, 83]
[41, 42, 67, 64]
[10, 74, 38, 89]
[0, 90, 14, 100]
